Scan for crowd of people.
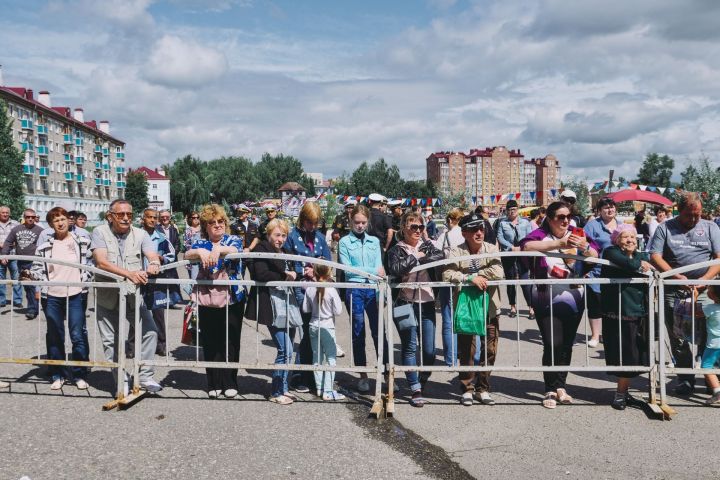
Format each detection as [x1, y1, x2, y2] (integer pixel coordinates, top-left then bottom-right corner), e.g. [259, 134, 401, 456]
[1, 191, 719, 411]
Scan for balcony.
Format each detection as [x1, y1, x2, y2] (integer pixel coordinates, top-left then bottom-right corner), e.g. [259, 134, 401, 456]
[94, 145, 103, 153]
[64, 154, 73, 162]
[116, 166, 125, 174]
[63, 134, 73, 144]
[103, 179, 112, 186]
[64, 172, 74, 181]
[20, 142, 34, 152]
[38, 167, 49, 177]
[116, 181, 126, 188]
[95, 178, 103, 186]
[115, 152, 125, 159]
[102, 148, 109, 156]
[37, 125, 48, 135]
[20, 119, 34, 130]
[76, 174, 84, 183]
[75, 138, 83, 146]
[37, 145, 49, 156]
[75, 156, 84, 164]
[95, 161, 102, 170]
[102, 163, 110, 170]
[23, 165, 35, 175]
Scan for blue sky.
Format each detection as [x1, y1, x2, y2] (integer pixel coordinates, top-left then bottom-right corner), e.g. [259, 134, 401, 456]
[1, 0, 719, 183]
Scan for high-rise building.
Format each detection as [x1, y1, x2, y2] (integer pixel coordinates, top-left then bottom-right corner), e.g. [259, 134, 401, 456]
[426, 147, 561, 206]
[1, 79, 126, 222]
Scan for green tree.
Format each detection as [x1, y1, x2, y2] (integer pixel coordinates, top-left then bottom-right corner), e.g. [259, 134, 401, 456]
[165, 155, 211, 213]
[254, 153, 314, 197]
[680, 154, 720, 212]
[334, 158, 409, 197]
[0, 100, 25, 216]
[561, 177, 591, 217]
[206, 156, 260, 204]
[633, 153, 675, 187]
[125, 170, 149, 212]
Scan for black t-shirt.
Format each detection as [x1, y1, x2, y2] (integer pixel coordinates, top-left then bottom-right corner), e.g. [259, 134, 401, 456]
[368, 208, 392, 247]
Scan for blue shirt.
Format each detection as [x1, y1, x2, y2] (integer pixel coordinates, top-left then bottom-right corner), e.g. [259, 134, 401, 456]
[145, 229, 176, 268]
[338, 232, 383, 283]
[583, 217, 616, 292]
[283, 227, 331, 275]
[191, 234, 245, 303]
[496, 217, 533, 252]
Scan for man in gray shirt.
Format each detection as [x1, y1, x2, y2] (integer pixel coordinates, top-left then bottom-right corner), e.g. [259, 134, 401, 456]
[91, 199, 163, 394]
[2, 209, 44, 319]
[650, 192, 720, 394]
[0, 205, 22, 309]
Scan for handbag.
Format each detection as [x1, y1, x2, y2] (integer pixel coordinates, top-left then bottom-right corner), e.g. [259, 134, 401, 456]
[270, 287, 304, 329]
[194, 267, 230, 308]
[181, 301, 198, 346]
[393, 302, 418, 331]
[453, 287, 488, 336]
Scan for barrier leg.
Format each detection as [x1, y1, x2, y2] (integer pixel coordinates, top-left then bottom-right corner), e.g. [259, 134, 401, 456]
[118, 288, 147, 410]
[384, 283, 395, 417]
[370, 284, 385, 418]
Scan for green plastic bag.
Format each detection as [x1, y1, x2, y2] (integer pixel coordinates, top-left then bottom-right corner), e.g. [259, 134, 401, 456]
[453, 287, 488, 336]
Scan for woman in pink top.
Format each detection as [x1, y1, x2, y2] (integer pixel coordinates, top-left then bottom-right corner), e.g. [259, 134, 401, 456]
[27, 207, 93, 391]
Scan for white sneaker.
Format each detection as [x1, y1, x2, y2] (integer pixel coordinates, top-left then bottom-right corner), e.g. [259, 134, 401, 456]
[706, 392, 720, 407]
[336, 344, 345, 358]
[357, 378, 370, 393]
[322, 391, 346, 401]
[51, 378, 64, 390]
[208, 390, 221, 399]
[140, 378, 163, 393]
[0, 380, 9, 388]
[475, 391, 495, 405]
[587, 338, 600, 348]
[224, 388, 238, 398]
[75, 379, 89, 390]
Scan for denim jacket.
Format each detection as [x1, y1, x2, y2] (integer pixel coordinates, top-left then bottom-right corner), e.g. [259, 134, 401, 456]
[283, 227, 331, 275]
[338, 232, 382, 283]
[496, 217, 533, 251]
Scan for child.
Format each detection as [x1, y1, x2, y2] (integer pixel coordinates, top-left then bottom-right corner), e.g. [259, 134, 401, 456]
[302, 264, 345, 401]
[703, 284, 720, 406]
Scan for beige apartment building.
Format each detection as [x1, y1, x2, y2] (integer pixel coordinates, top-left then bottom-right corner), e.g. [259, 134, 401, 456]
[1, 81, 126, 222]
[426, 147, 561, 206]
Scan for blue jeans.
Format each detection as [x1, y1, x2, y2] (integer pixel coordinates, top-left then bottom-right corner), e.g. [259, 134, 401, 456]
[18, 261, 38, 315]
[439, 286, 457, 366]
[269, 325, 296, 398]
[42, 293, 89, 380]
[0, 259, 22, 306]
[345, 288, 388, 366]
[310, 325, 336, 394]
[395, 300, 436, 392]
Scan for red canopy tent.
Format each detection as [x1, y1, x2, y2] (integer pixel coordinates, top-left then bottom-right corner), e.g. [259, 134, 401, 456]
[605, 189, 673, 206]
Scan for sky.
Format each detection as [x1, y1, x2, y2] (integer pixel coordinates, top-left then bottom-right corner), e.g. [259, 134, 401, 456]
[1, 0, 719, 183]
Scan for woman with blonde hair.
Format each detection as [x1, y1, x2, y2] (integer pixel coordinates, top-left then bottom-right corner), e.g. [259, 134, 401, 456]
[283, 201, 332, 392]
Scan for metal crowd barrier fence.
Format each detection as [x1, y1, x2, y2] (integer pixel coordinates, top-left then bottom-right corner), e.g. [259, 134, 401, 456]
[138, 252, 388, 415]
[0, 254, 129, 409]
[657, 259, 720, 411]
[384, 251, 662, 416]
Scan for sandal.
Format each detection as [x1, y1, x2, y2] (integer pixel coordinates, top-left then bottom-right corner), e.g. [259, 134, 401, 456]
[283, 392, 299, 401]
[409, 390, 425, 408]
[269, 395, 293, 405]
[556, 388, 573, 405]
[542, 391, 557, 409]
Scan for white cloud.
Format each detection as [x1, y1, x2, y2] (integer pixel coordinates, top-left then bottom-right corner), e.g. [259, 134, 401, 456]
[142, 35, 228, 88]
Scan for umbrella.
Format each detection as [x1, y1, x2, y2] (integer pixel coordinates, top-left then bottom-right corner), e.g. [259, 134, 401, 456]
[605, 189, 673, 206]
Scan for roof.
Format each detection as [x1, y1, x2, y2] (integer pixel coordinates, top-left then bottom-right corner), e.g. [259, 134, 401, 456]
[0, 86, 124, 145]
[132, 166, 168, 180]
[278, 181, 306, 191]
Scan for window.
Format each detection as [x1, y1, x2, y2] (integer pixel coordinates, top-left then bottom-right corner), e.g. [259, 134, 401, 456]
[153, 195, 158, 201]
[152, 184, 157, 189]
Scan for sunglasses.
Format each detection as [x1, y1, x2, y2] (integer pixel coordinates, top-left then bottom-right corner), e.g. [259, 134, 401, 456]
[207, 219, 225, 226]
[562, 198, 576, 204]
[110, 211, 133, 218]
[553, 214, 571, 221]
[408, 224, 425, 232]
[23, 215, 36, 219]
[190, 216, 199, 220]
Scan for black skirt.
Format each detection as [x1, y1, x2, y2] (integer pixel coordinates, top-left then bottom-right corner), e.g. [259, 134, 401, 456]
[602, 314, 649, 378]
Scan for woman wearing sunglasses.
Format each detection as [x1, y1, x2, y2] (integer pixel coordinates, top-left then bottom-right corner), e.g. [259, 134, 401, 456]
[521, 201, 599, 409]
[387, 211, 444, 407]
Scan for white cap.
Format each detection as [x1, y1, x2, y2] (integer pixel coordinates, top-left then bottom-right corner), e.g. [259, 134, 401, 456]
[343, 199, 357, 208]
[560, 189, 576, 199]
[368, 193, 385, 203]
[388, 199, 403, 207]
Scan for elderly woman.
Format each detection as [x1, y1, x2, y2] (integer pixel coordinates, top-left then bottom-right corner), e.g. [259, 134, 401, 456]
[27, 207, 93, 390]
[583, 196, 620, 347]
[182, 211, 202, 297]
[521, 201, 599, 408]
[600, 224, 654, 410]
[185, 204, 245, 399]
[245, 218, 299, 404]
[434, 207, 465, 367]
[387, 211, 444, 407]
[283, 201, 332, 392]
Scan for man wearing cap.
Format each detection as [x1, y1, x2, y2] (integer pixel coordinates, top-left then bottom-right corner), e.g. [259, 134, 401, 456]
[254, 205, 278, 248]
[560, 190, 585, 228]
[442, 213, 504, 406]
[230, 204, 258, 253]
[388, 200, 404, 231]
[367, 193, 394, 252]
[332, 200, 356, 243]
[496, 200, 534, 318]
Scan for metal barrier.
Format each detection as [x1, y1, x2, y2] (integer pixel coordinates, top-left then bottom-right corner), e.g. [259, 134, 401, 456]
[0, 254, 129, 408]
[657, 259, 720, 411]
[137, 252, 389, 415]
[384, 251, 662, 416]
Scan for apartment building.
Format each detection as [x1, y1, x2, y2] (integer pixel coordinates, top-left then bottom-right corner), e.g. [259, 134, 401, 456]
[0, 81, 127, 221]
[132, 167, 170, 211]
[426, 147, 561, 206]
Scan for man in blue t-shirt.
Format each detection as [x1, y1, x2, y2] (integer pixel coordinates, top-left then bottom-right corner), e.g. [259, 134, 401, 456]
[650, 192, 720, 395]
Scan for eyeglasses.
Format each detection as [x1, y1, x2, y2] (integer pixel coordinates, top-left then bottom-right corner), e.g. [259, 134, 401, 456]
[562, 197, 576, 204]
[553, 214, 571, 221]
[23, 215, 35, 219]
[110, 211, 133, 218]
[207, 219, 225, 226]
[160, 216, 170, 220]
[190, 216, 199, 219]
[408, 224, 425, 232]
